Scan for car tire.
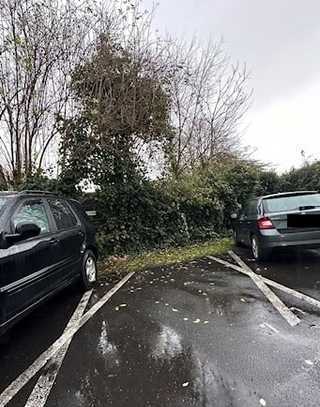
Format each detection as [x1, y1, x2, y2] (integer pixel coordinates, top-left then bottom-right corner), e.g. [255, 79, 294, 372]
[251, 235, 270, 262]
[80, 250, 97, 290]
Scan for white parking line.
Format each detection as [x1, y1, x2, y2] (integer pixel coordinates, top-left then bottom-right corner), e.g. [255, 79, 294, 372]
[262, 277, 320, 311]
[208, 252, 300, 327]
[260, 322, 279, 334]
[0, 272, 135, 407]
[229, 251, 300, 327]
[24, 290, 93, 407]
[208, 254, 320, 311]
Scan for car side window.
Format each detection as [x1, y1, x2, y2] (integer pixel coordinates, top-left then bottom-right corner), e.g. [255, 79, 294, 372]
[241, 203, 250, 218]
[247, 200, 257, 217]
[48, 199, 78, 230]
[241, 200, 257, 219]
[12, 200, 50, 234]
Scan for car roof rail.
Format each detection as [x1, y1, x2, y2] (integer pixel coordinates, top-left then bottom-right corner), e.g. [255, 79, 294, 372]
[18, 190, 58, 196]
[0, 191, 18, 195]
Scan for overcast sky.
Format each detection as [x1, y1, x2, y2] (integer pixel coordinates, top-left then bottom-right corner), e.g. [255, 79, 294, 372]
[142, 0, 320, 172]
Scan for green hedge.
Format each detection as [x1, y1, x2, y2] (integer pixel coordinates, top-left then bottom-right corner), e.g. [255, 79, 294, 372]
[10, 160, 288, 255]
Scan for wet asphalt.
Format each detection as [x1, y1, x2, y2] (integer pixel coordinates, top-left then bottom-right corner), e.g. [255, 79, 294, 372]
[2, 248, 320, 406]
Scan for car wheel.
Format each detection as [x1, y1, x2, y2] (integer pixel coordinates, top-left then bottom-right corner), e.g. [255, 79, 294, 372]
[251, 235, 270, 262]
[81, 250, 97, 290]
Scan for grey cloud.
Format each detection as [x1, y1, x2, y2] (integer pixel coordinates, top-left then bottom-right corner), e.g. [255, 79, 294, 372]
[143, 0, 320, 109]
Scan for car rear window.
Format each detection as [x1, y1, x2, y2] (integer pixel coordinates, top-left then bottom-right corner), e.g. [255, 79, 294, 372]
[69, 200, 90, 222]
[263, 194, 320, 213]
[48, 199, 78, 230]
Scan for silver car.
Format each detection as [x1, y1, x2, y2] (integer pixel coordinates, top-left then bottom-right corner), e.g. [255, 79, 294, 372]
[232, 191, 320, 261]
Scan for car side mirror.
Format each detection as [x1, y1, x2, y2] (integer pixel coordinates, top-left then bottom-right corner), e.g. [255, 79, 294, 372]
[230, 213, 238, 220]
[1, 222, 41, 248]
[15, 222, 41, 240]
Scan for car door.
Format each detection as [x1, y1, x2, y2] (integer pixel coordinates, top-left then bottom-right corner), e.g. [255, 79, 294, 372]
[240, 199, 258, 245]
[46, 198, 84, 281]
[0, 198, 57, 322]
[237, 203, 249, 245]
[246, 199, 258, 244]
[238, 200, 257, 246]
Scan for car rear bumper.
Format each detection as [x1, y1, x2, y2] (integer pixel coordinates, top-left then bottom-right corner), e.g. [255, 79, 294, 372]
[259, 230, 320, 250]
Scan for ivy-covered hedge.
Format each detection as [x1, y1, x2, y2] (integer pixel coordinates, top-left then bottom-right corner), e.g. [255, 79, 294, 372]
[82, 160, 264, 254]
[18, 159, 320, 256]
[10, 161, 261, 255]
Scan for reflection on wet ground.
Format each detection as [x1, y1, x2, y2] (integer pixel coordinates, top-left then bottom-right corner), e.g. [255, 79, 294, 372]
[44, 254, 320, 407]
[3, 249, 320, 406]
[234, 247, 320, 297]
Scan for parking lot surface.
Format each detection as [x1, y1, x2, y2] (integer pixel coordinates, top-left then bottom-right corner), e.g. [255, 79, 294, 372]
[2, 248, 320, 406]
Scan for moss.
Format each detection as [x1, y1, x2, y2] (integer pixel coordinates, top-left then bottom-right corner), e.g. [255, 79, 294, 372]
[99, 238, 232, 279]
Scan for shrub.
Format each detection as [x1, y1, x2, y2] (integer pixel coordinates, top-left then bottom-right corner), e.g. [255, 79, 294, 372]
[9, 159, 283, 256]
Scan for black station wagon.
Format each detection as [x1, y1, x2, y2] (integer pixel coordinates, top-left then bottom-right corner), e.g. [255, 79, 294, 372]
[232, 191, 320, 261]
[0, 191, 98, 337]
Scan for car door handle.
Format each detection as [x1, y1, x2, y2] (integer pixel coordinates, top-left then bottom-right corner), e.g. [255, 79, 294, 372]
[49, 238, 59, 245]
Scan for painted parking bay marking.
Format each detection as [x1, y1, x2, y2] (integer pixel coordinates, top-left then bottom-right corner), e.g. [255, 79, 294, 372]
[24, 289, 93, 407]
[208, 252, 300, 327]
[208, 252, 320, 313]
[228, 250, 300, 327]
[0, 272, 135, 407]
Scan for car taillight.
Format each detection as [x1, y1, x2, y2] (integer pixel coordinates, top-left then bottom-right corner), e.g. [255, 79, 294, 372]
[257, 216, 274, 230]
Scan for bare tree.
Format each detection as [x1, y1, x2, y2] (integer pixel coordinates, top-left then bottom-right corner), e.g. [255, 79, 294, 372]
[166, 38, 251, 177]
[0, 0, 113, 185]
[0, 0, 251, 185]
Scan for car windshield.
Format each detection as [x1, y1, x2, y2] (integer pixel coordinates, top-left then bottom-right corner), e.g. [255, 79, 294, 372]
[263, 194, 320, 213]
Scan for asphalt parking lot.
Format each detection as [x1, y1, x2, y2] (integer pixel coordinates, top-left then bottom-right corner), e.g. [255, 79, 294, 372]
[2, 247, 320, 407]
